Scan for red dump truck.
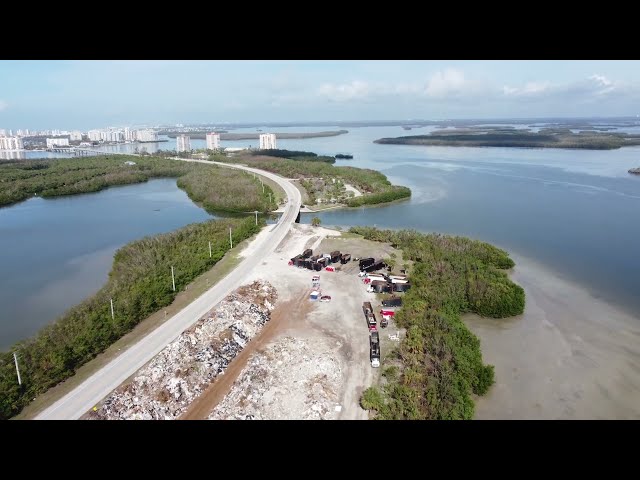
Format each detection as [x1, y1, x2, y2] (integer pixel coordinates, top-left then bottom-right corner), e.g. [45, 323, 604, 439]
[362, 301, 377, 329]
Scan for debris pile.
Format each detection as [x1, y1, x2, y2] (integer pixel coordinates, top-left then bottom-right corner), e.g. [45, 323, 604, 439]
[209, 336, 343, 420]
[89, 280, 277, 420]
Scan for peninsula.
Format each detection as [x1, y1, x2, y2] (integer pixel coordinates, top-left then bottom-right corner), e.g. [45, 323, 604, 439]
[375, 128, 640, 150]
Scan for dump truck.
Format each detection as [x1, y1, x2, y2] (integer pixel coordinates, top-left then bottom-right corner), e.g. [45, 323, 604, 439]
[382, 296, 402, 308]
[368, 280, 391, 293]
[392, 282, 411, 292]
[370, 331, 380, 368]
[302, 248, 313, 258]
[340, 253, 351, 264]
[363, 259, 386, 273]
[330, 250, 342, 263]
[359, 257, 375, 271]
[363, 301, 377, 328]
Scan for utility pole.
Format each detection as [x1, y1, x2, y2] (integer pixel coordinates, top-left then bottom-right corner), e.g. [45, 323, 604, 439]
[171, 266, 176, 292]
[255, 210, 258, 225]
[110, 298, 115, 320]
[13, 352, 22, 386]
[268, 192, 271, 204]
[262, 182, 265, 193]
[229, 228, 233, 249]
[209, 241, 212, 258]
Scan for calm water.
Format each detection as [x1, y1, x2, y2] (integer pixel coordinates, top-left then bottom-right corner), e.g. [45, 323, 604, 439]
[2, 125, 640, 348]
[291, 126, 640, 318]
[0, 179, 214, 349]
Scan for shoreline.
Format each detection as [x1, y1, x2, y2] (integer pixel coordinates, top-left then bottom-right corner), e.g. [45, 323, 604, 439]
[466, 252, 640, 419]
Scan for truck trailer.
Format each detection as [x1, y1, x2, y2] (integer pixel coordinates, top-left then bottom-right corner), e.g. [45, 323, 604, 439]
[370, 331, 380, 368]
[363, 301, 377, 329]
[382, 296, 403, 308]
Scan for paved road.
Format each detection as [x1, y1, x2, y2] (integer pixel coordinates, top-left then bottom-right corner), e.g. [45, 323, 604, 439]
[36, 159, 301, 419]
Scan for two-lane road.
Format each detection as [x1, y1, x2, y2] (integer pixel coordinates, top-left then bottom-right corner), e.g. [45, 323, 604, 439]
[36, 159, 301, 419]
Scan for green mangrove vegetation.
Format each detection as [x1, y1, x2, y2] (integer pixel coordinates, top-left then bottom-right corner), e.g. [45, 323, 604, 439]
[250, 149, 336, 163]
[0, 155, 276, 213]
[375, 128, 640, 150]
[0, 217, 263, 419]
[351, 227, 525, 420]
[223, 154, 411, 207]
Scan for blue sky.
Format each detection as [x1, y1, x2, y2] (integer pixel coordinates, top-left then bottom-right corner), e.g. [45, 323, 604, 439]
[1, 60, 639, 130]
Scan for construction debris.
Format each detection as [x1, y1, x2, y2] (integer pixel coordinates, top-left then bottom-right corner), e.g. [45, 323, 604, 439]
[209, 336, 343, 420]
[88, 280, 277, 420]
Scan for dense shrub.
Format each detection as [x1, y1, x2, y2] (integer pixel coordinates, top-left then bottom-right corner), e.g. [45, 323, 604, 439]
[0, 155, 275, 213]
[223, 155, 411, 207]
[350, 227, 525, 420]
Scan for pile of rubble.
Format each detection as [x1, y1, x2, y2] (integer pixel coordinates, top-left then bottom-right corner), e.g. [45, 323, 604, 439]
[89, 280, 277, 420]
[209, 336, 343, 420]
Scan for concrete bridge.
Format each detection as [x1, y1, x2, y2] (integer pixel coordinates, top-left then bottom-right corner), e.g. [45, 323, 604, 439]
[47, 147, 110, 156]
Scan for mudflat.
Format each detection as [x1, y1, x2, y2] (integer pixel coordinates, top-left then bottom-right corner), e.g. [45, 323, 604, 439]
[467, 253, 640, 419]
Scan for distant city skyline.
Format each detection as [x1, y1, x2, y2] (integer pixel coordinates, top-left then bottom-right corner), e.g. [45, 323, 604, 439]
[1, 60, 640, 130]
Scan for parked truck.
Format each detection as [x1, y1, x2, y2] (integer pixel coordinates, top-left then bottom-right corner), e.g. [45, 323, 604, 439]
[370, 331, 380, 368]
[382, 296, 403, 308]
[362, 301, 377, 329]
[359, 257, 375, 271]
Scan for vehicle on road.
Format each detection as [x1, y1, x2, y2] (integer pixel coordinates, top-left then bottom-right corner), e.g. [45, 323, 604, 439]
[320, 295, 331, 302]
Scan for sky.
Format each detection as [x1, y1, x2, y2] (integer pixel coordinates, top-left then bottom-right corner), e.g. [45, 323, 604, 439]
[1, 60, 640, 130]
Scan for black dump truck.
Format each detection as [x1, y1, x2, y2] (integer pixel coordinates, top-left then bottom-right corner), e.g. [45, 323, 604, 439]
[370, 331, 380, 368]
[330, 250, 342, 263]
[359, 257, 375, 271]
[302, 248, 313, 258]
[392, 282, 411, 293]
[382, 296, 403, 308]
[363, 259, 386, 273]
[369, 280, 392, 293]
[340, 253, 351, 264]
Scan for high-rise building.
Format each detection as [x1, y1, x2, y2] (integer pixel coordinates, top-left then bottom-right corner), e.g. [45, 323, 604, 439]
[88, 130, 102, 142]
[176, 135, 191, 153]
[206, 132, 220, 150]
[46, 137, 70, 148]
[69, 131, 83, 141]
[135, 129, 158, 142]
[124, 127, 133, 141]
[259, 133, 277, 150]
[0, 136, 24, 150]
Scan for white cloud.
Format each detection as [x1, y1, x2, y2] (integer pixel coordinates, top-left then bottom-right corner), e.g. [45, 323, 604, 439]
[424, 69, 468, 97]
[317, 80, 373, 102]
[0, 100, 7, 111]
[589, 74, 612, 87]
[503, 81, 551, 96]
[503, 74, 625, 100]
